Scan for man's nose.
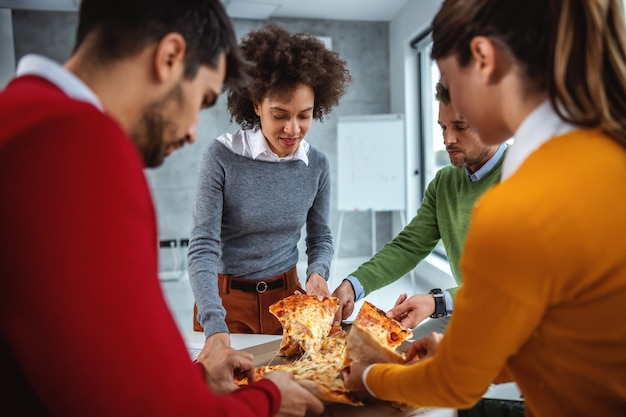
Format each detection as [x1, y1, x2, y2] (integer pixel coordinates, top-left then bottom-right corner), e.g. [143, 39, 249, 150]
[443, 131, 456, 145]
[185, 123, 198, 144]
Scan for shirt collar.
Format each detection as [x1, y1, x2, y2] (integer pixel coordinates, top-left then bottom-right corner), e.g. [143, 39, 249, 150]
[501, 100, 577, 181]
[16, 54, 103, 112]
[466, 143, 508, 182]
[248, 128, 310, 165]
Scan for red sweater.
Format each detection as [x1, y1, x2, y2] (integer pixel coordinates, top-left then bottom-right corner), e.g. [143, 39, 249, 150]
[0, 76, 280, 416]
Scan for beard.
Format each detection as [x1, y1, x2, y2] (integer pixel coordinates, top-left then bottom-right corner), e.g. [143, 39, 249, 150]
[449, 146, 490, 169]
[132, 84, 185, 168]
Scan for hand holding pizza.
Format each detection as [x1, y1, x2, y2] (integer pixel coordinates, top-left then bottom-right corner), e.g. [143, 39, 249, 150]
[404, 331, 444, 362]
[263, 370, 325, 416]
[386, 292, 437, 329]
[305, 272, 331, 300]
[340, 360, 376, 400]
[199, 345, 255, 394]
[330, 279, 356, 326]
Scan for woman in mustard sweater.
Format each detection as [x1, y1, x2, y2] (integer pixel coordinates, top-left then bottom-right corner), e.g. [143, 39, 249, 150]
[343, 1, 626, 416]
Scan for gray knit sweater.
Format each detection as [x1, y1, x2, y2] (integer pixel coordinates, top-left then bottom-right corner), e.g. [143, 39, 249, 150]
[188, 136, 333, 337]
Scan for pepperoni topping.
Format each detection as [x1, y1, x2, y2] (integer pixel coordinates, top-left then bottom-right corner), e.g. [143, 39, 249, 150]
[276, 310, 285, 317]
[390, 332, 399, 342]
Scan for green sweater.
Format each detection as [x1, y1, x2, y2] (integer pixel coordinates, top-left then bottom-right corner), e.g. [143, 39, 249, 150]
[353, 153, 505, 299]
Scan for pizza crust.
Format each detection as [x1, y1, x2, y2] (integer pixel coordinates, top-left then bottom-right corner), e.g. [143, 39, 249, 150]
[343, 323, 406, 369]
[298, 379, 362, 406]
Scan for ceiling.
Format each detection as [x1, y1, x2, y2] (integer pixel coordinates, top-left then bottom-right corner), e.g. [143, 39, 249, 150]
[0, 0, 411, 21]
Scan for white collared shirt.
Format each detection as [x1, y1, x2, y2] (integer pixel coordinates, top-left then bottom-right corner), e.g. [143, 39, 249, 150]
[502, 100, 577, 181]
[16, 54, 103, 112]
[216, 128, 310, 165]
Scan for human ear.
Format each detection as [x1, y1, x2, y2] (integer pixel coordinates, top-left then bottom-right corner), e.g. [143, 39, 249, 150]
[468, 36, 500, 84]
[253, 101, 261, 116]
[154, 33, 186, 83]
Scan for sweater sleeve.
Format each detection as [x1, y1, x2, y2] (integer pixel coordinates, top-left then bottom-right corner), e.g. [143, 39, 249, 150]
[188, 141, 229, 337]
[352, 171, 443, 295]
[0, 101, 279, 416]
[305, 151, 334, 280]
[364, 186, 546, 409]
[365, 285, 538, 408]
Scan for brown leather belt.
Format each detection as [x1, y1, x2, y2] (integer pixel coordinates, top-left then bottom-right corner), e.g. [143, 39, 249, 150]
[230, 278, 284, 293]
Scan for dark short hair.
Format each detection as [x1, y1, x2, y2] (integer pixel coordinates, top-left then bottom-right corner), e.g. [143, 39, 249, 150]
[227, 24, 352, 129]
[435, 81, 451, 105]
[74, 0, 248, 88]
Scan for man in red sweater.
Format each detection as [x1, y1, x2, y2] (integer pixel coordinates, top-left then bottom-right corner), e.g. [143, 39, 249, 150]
[0, 1, 323, 416]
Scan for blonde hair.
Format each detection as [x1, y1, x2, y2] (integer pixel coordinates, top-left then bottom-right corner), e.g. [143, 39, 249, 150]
[553, 0, 626, 144]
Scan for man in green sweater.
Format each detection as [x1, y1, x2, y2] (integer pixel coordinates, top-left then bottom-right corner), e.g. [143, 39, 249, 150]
[331, 82, 507, 337]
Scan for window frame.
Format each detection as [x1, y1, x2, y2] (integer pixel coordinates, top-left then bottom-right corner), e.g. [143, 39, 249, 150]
[413, 31, 447, 258]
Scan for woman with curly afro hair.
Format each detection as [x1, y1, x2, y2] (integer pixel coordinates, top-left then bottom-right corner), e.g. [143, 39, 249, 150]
[189, 24, 352, 362]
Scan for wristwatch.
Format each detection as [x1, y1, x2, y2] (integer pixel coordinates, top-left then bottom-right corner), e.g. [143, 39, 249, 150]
[429, 288, 447, 318]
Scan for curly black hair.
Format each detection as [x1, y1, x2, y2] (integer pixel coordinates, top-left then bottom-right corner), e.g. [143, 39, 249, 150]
[227, 24, 352, 129]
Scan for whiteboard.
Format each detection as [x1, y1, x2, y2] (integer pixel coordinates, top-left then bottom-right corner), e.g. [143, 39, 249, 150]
[337, 114, 406, 211]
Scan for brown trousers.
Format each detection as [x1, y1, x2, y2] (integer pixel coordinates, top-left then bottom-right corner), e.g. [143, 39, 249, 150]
[193, 266, 303, 334]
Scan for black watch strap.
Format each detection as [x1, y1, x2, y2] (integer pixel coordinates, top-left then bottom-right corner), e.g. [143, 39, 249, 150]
[429, 288, 447, 318]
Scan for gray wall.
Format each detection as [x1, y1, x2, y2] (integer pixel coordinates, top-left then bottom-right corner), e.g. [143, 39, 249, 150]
[0, 9, 16, 88]
[10, 11, 394, 261]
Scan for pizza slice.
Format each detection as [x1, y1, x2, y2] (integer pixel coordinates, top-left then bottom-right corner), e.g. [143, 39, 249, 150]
[297, 370, 362, 405]
[343, 300, 413, 369]
[234, 334, 360, 406]
[352, 300, 412, 349]
[344, 324, 405, 365]
[342, 301, 424, 412]
[241, 298, 413, 407]
[234, 365, 276, 386]
[269, 294, 338, 358]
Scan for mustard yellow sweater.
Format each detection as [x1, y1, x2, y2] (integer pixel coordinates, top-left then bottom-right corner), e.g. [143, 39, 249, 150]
[366, 130, 626, 416]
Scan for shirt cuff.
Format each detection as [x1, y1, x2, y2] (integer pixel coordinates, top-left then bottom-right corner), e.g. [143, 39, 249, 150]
[444, 290, 453, 314]
[345, 275, 365, 301]
[362, 364, 378, 398]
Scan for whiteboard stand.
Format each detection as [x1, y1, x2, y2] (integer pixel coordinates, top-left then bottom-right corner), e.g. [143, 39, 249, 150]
[334, 209, 415, 282]
[334, 209, 383, 258]
[334, 209, 407, 258]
